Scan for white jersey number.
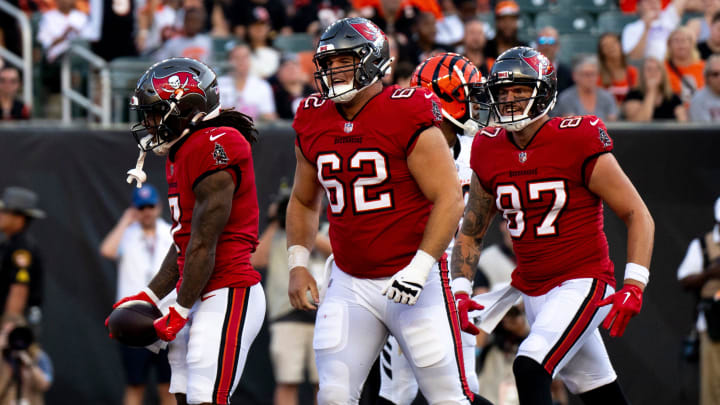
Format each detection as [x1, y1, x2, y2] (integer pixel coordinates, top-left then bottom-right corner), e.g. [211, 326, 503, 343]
[496, 180, 568, 238]
[317, 150, 392, 215]
[168, 195, 182, 252]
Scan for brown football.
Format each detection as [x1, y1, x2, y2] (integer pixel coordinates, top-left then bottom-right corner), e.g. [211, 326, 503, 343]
[107, 301, 162, 347]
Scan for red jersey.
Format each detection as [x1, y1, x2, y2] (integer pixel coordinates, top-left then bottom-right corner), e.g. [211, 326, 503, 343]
[293, 85, 443, 278]
[166, 126, 261, 294]
[470, 116, 615, 296]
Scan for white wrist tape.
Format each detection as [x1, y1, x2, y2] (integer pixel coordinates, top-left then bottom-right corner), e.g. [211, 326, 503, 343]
[288, 245, 311, 271]
[142, 287, 160, 305]
[624, 263, 649, 285]
[451, 277, 473, 295]
[173, 304, 190, 318]
[409, 250, 436, 273]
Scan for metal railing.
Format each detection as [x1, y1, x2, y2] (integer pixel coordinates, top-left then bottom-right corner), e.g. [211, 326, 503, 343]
[0, 0, 33, 111]
[61, 44, 111, 125]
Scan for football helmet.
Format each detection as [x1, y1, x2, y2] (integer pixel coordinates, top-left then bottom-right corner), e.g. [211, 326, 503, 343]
[410, 52, 489, 135]
[130, 57, 221, 154]
[313, 17, 393, 103]
[484, 46, 557, 131]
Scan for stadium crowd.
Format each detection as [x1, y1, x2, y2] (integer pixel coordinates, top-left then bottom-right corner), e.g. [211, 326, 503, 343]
[1, 0, 720, 123]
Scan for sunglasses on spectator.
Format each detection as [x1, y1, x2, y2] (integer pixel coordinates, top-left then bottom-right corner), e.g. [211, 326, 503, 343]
[537, 36, 557, 45]
[708, 71, 720, 78]
[137, 204, 156, 210]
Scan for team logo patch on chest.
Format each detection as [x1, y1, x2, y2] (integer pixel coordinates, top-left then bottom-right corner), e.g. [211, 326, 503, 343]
[213, 143, 229, 165]
[518, 151, 527, 163]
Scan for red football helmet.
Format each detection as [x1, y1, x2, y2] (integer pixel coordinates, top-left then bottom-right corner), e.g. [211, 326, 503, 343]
[410, 52, 488, 134]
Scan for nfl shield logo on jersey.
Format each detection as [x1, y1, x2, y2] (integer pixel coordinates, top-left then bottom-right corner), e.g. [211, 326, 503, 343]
[518, 151, 527, 163]
[344, 122, 354, 133]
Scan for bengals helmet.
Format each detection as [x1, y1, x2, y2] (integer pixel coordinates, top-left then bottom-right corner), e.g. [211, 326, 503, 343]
[313, 17, 393, 103]
[483, 46, 557, 131]
[410, 52, 489, 134]
[130, 58, 221, 154]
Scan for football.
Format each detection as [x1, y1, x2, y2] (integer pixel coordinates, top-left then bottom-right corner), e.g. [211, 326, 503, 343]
[107, 301, 162, 347]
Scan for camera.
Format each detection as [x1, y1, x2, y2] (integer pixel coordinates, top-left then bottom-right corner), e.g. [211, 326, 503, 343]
[2, 326, 34, 362]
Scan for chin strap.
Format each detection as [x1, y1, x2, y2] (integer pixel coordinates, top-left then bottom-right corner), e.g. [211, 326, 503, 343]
[126, 149, 148, 188]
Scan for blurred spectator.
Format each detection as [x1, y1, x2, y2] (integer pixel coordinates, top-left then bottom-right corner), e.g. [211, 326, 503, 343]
[246, 6, 281, 79]
[268, 55, 313, 119]
[99, 184, 175, 405]
[0, 67, 30, 121]
[553, 55, 619, 121]
[227, 0, 289, 37]
[677, 195, 720, 405]
[689, 54, 720, 121]
[485, 1, 526, 61]
[36, 0, 88, 63]
[435, 0, 464, 47]
[289, 0, 349, 34]
[457, 19, 490, 77]
[154, 6, 212, 62]
[0, 316, 52, 405]
[665, 26, 705, 103]
[622, 0, 687, 62]
[218, 44, 277, 122]
[456, 0, 481, 22]
[534, 26, 573, 93]
[598, 32, 639, 104]
[392, 61, 415, 87]
[398, 11, 451, 64]
[623, 56, 687, 120]
[351, 0, 443, 36]
[251, 186, 331, 405]
[686, 0, 720, 42]
[698, 11, 720, 59]
[0, 187, 45, 326]
[84, 0, 138, 61]
[621, 0, 704, 12]
[136, 0, 184, 55]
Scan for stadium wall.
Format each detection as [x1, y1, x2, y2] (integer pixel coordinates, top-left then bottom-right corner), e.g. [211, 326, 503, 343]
[0, 123, 717, 404]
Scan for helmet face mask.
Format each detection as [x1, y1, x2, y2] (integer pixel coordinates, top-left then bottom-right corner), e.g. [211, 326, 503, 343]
[483, 46, 557, 131]
[313, 18, 392, 103]
[130, 58, 221, 154]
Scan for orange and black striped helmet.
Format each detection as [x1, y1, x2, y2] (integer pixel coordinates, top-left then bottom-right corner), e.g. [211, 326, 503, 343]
[410, 52, 481, 130]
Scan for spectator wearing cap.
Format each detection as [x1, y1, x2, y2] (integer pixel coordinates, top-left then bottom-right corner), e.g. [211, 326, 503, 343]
[99, 184, 175, 405]
[218, 43, 277, 122]
[534, 27, 573, 93]
[245, 6, 281, 79]
[0, 187, 46, 326]
[621, 0, 688, 62]
[552, 55, 619, 121]
[689, 54, 720, 121]
[485, 0, 527, 60]
[268, 55, 314, 119]
[0, 66, 30, 120]
[228, 0, 288, 38]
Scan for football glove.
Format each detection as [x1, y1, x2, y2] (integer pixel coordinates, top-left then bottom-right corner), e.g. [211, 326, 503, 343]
[381, 250, 435, 305]
[105, 288, 159, 334]
[597, 284, 643, 337]
[153, 305, 189, 342]
[455, 293, 484, 335]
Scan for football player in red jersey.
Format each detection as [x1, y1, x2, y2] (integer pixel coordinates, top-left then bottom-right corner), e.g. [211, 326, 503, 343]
[452, 46, 655, 405]
[108, 58, 266, 405]
[378, 52, 488, 405]
[286, 18, 492, 405]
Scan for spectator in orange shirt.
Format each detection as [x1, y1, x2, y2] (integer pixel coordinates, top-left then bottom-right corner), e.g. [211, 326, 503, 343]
[665, 26, 705, 103]
[598, 32, 639, 104]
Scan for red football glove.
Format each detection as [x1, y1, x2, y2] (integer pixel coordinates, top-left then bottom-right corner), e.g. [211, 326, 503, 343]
[105, 289, 158, 334]
[597, 284, 643, 338]
[455, 293, 484, 335]
[153, 306, 189, 342]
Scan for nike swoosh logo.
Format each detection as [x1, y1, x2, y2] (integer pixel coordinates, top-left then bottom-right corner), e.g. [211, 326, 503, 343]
[209, 132, 226, 141]
[201, 294, 216, 302]
[589, 118, 600, 126]
[622, 292, 631, 305]
[424, 92, 433, 99]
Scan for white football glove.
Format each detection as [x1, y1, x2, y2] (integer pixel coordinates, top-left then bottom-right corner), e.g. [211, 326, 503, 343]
[381, 250, 436, 305]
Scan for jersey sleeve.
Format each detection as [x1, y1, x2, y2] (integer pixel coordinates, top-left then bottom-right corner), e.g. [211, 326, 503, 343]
[292, 94, 322, 164]
[185, 128, 250, 190]
[469, 128, 495, 191]
[399, 87, 444, 154]
[576, 116, 614, 184]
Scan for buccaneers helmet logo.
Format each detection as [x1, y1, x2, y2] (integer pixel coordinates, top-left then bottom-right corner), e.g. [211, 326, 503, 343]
[151, 71, 206, 100]
[522, 54, 554, 77]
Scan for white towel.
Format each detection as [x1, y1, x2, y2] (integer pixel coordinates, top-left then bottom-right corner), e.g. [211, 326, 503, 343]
[469, 284, 523, 334]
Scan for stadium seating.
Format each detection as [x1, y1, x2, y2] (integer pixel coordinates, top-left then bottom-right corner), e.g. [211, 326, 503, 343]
[535, 11, 595, 34]
[557, 34, 600, 66]
[514, 0, 555, 15]
[556, 0, 615, 14]
[273, 33, 315, 53]
[597, 10, 637, 34]
[109, 57, 153, 122]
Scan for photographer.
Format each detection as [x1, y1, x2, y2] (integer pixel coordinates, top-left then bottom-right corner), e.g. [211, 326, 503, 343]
[0, 316, 52, 405]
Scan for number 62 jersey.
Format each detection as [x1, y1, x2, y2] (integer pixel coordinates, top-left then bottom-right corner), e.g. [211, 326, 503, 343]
[470, 115, 616, 296]
[293, 85, 444, 279]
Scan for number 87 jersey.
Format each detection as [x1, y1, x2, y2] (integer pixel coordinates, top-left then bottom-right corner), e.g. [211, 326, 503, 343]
[293, 85, 444, 279]
[470, 115, 616, 296]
